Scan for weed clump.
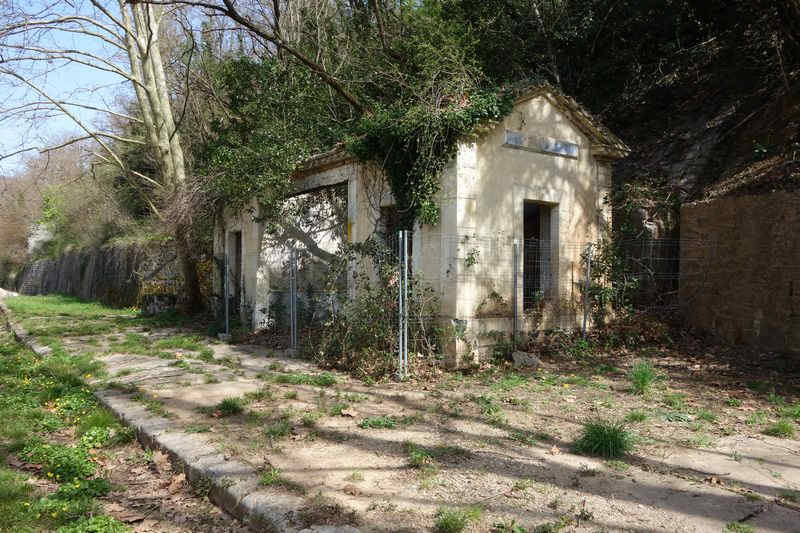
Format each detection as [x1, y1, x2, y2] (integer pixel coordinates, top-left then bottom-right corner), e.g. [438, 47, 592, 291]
[216, 397, 244, 416]
[628, 360, 657, 395]
[763, 419, 796, 439]
[434, 506, 482, 533]
[573, 420, 634, 459]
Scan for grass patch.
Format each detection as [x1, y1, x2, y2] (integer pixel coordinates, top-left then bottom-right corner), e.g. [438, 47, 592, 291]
[724, 523, 755, 533]
[216, 397, 245, 416]
[779, 403, 800, 420]
[624, 410, 648, 423]
[573, 420, 634, 459]
[726, 397, 742, 407]
[434, 506, 482, 533]
[264, 418, 292, 439]
[763, 419, 796, 438]
[358, 415, 417, 429]
[746, 410, 769, 425]
[662, 392, 687, 410]
[628, 360, 658, 395]
[271, 372, 336, 387]
[695, 409, 717, 423]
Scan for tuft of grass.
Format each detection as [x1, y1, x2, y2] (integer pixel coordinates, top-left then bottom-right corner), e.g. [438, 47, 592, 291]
[724, 523, 755, 533]
[763, 419, 796, 438]
[358, 415, 418, 429]
[628, 360, 658, 395]
[301, 411, 322, 427]
[662, 392, 687, 410]
[284, 390, 298, 400]
[259, 467, 282, 486]
[573, 420, 635, 459]
[696, 409, 717, 423]
[624, 410, 648, 423]
[779, 403, 800, 420]
[216, 397, 244, 416]
[778, 490, 799, 502]
[264, 418, 291, 439]
[271, 372, 336, 387]
[726, 397, 742, 407]
[434, 506, 482, 533]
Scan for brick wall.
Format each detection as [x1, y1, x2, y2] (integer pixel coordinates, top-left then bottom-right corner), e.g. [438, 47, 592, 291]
[680, 191, 800, 354]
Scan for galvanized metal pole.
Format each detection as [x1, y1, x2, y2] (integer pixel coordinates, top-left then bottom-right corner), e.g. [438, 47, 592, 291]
[224, 249, 229, 337]
[403, 229, 409, 378]
[290, 249, 298, 350]
[512, 242, 518, 351]
[582, 243, 593, 337]
[397, 231, 403, 379]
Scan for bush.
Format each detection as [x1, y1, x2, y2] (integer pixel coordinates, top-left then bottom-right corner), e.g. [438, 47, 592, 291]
[573, 420, 634, 458]
[308, 240, 442, 379]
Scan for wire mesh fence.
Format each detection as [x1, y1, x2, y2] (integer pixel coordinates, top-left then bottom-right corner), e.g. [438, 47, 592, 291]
[233, 229, 696, 369]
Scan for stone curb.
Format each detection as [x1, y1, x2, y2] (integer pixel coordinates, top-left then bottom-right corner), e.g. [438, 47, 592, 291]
[0, 298, 52, 357]
[0, 296, 358, 533]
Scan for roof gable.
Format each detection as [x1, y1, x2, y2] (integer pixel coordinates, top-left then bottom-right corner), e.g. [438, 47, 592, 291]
[514, 86, 630, 160]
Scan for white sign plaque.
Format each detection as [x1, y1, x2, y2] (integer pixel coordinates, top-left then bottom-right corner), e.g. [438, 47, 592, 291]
[503, 130, 579, 159]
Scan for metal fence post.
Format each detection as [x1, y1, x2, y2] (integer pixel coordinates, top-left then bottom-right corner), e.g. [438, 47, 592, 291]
[512, 241, 518, 350]
[223, 250, 229, 337]
[403, 229, 409, 378]
[290, 248, 298, 350]
[582, 243, 593, 337]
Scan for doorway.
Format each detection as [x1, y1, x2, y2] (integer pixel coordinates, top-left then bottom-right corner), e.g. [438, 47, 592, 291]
[523, 202, 554, 309]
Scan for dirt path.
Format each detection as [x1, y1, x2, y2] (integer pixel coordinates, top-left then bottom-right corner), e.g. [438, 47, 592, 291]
[5, 296, 800, 532]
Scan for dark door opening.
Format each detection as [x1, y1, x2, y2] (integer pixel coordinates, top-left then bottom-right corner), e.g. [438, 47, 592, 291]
[523, 202, 553, 309]
[229, 231, 242, 314]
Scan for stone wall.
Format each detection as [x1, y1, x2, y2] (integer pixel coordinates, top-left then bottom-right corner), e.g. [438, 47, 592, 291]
[680, 191, 800, 354]
[2, 244, 182, 310]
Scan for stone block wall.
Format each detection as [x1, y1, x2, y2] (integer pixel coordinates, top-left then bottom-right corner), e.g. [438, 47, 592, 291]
[680, 191, 800, 354]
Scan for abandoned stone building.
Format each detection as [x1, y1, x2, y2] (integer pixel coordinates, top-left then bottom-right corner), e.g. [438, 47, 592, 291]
[214, 87, 629, 363]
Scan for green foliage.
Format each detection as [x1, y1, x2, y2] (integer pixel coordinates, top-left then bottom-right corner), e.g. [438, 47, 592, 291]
[624, 410, 648, 423]
[724, 523, 755, 533]
[309, 241, 443, 379]
[434, 506, 482, 533]
[264, 418, 291, 440]
[628, 360, 658, 395]
[56, 515, 130, 533]
[216, 397, 245, 416]
[20, 443, 96, 482]
[198, 57, 341, 212]
[763, 420, 796, 439]
[573, 420, 635, 458]
[271, 372, 337, 387]
[358, 415, 417, 429]
[347, 90, 514, 227]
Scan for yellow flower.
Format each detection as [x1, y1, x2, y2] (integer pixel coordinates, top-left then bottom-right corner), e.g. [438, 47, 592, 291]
[23, 502, 29, 507]
[85, 374, 92, 378]
[51, 512, 57, 518]
[562, 383, 569, 388]
[47, 472, 53, 477]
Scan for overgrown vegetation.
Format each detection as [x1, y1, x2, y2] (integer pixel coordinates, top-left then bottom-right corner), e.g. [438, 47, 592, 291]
[0, 329, 130, 532]
[573, 420, 635, 459]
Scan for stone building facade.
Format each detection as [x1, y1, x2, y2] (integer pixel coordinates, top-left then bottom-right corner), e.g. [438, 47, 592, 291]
[214, 88, 629, 364]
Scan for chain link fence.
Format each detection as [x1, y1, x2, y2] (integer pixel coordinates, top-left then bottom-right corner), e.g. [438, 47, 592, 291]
[242, 230, 690, 371]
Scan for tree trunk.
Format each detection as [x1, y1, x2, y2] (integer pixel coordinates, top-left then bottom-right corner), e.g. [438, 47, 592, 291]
[176, 223, 203, 313]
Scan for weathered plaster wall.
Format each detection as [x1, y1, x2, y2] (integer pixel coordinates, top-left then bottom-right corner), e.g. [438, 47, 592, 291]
[680, 192, 800, 355]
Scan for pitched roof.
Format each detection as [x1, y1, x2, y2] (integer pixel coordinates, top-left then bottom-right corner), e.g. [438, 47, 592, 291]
[514, 85, 630, 160]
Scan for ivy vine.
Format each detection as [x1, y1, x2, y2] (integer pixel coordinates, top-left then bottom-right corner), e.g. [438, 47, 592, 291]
[346, 90, 515, 228]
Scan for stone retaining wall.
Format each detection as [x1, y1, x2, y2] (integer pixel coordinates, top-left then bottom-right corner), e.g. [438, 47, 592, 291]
[680, 191, 800, 354]
[2, 244, 181, 309]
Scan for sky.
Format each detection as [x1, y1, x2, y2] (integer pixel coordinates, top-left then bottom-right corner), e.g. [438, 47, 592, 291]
[0, 1, 134, 176]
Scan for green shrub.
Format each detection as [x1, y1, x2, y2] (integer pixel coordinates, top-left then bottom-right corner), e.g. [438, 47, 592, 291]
[763, 419, 796, 438]
[628, 360, 657, 395]
[573, 420, 634, 458]
[434, 506, 482, 533]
